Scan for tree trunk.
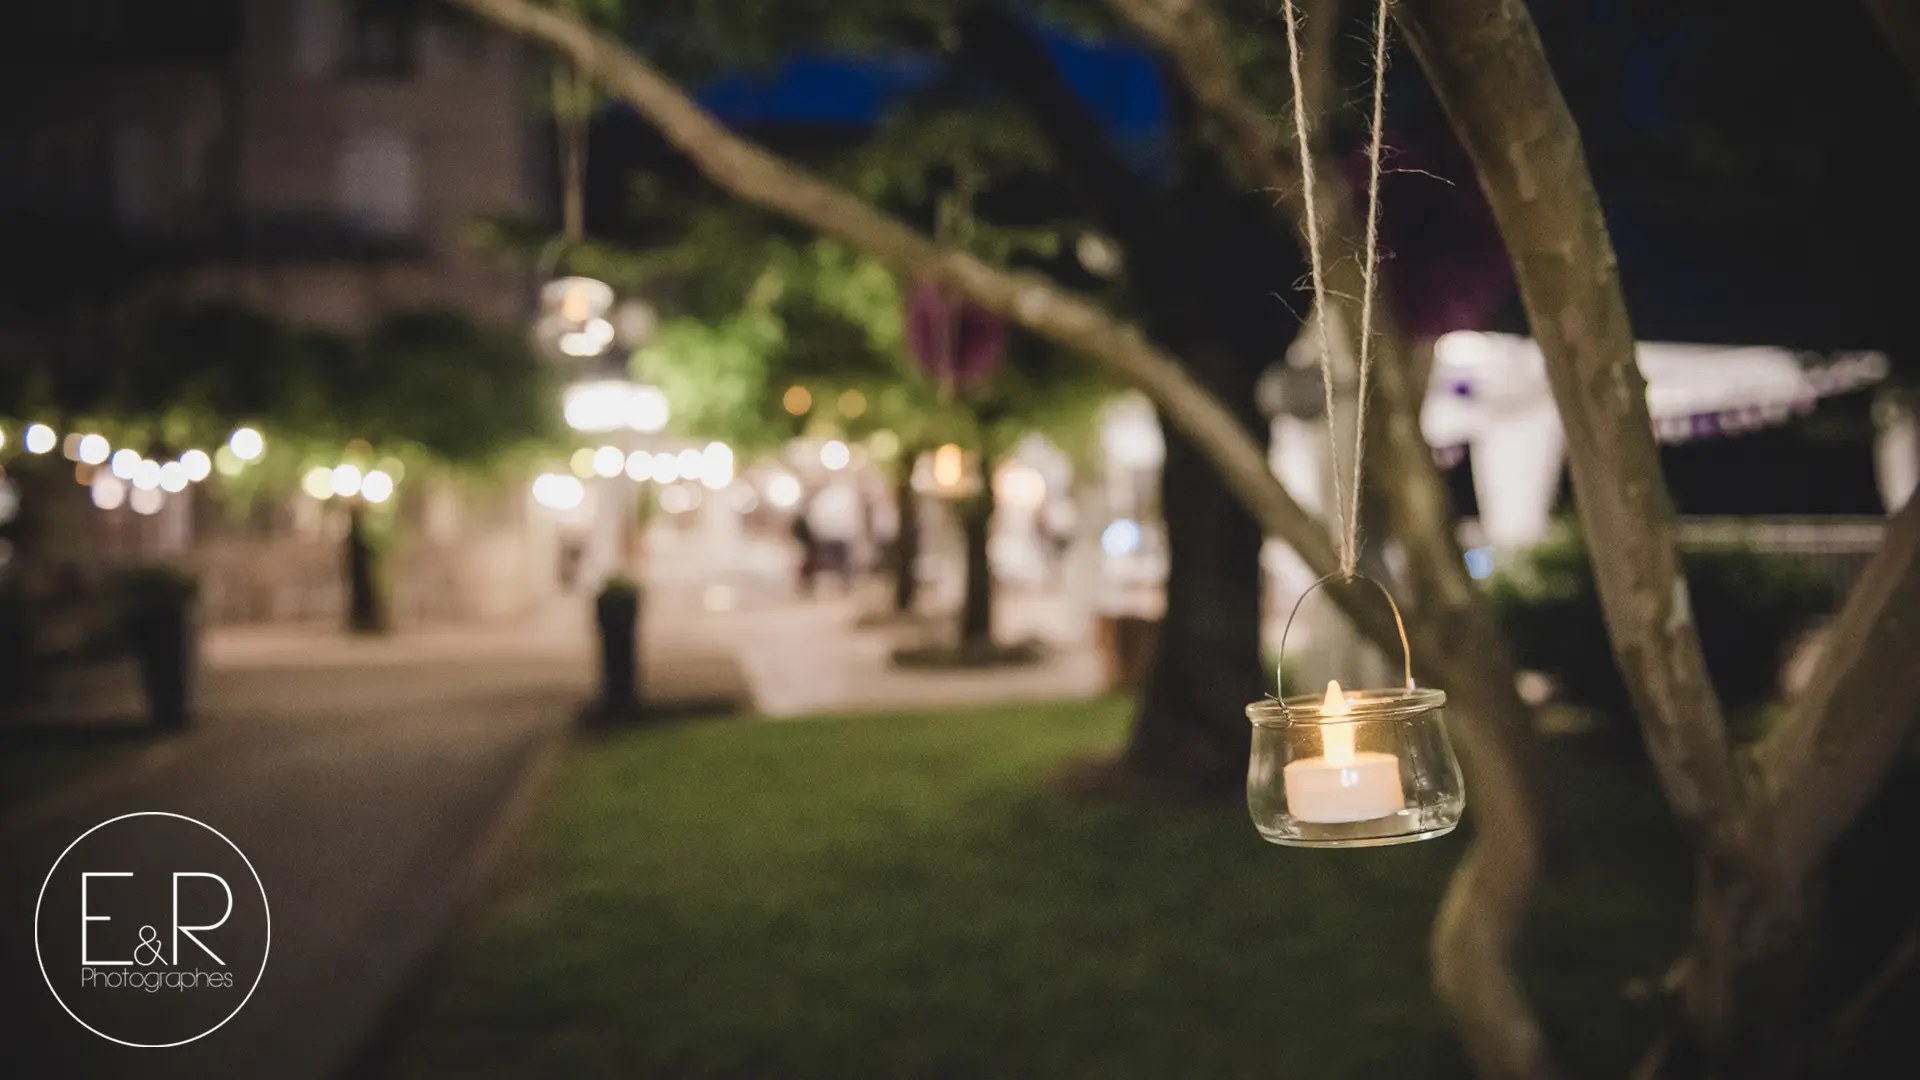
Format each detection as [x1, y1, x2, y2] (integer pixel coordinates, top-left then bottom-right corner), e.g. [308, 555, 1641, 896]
[1123, 340, 1265, 796]
[958, 446, 995, 652]
[894, 445, 922, 615]
[344, 501, 388, 635]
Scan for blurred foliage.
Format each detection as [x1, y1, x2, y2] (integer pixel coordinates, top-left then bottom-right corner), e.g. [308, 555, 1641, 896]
[3, 303, 560, 515]
[1488, 529, 1836, 730]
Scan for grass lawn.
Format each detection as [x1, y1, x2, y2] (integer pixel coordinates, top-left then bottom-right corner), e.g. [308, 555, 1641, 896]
[384, 697, 1689, 1080]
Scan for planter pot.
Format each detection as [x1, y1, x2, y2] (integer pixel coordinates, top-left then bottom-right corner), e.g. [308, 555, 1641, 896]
[1097, 614, 1160, 698]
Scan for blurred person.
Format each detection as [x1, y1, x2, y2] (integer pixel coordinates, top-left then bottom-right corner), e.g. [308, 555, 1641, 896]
[1040, 497, 1077, 585]
[791, 509, 819, 596]
[806, 481, 863, 593]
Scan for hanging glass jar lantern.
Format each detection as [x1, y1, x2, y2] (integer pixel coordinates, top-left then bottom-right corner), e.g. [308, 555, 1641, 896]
[1246, 574, 1465, 848]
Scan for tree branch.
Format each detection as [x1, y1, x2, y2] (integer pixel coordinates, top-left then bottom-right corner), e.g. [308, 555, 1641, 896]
[443, 0, 1408, 650]
[1391, 0, 1743, 843]
[1755, 494, 1920, 879]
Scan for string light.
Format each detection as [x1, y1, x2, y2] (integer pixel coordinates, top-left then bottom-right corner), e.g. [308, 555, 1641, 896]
[361, 469, 394, 504]
[229, 427, 265, 462]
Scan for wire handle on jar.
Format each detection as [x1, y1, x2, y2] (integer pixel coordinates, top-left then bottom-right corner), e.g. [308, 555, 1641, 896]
[1275, 571, 1414, 702]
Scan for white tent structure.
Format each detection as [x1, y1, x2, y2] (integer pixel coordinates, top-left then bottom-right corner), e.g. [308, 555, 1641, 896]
[1419, 332, 1893, 547]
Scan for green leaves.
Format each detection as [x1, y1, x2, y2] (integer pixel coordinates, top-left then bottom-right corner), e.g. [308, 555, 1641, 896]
[99, 303, 560, 478]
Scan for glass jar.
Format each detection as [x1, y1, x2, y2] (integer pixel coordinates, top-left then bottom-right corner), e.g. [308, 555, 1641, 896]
[1246, 687, 1464, 848]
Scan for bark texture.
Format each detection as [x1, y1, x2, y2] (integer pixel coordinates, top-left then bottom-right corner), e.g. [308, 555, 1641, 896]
[1394, 0, 1737, 843]
[1125, 342, 1266, 792]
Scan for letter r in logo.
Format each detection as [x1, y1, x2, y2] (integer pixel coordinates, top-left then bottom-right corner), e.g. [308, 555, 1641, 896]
[172, 873, 232, 967]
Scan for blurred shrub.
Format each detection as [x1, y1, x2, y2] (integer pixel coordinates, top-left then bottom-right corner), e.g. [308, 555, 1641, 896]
[1489, 533, 1833, 723]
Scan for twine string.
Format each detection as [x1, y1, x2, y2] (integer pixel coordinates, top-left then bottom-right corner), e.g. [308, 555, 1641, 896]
[1280, 0, 1395, 580]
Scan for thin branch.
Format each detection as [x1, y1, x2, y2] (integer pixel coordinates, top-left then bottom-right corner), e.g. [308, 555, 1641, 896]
[443, 0, 1409, 651]
[1756, 493, 1920, 879]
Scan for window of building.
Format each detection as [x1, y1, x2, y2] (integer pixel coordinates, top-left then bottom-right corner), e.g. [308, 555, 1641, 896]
[336, 130, 419, 237]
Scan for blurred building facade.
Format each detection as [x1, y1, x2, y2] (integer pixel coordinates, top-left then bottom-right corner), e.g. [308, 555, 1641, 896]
[2, 0, 533, 331]
[2, 0, 562, 625]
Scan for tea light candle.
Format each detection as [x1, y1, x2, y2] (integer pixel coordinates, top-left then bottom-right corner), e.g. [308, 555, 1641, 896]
[1283, 680, 1406, 823]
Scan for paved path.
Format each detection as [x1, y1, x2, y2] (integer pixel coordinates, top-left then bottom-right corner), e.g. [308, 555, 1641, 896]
[704, 588, 1105, 718]
[0, 622, 746, 1080]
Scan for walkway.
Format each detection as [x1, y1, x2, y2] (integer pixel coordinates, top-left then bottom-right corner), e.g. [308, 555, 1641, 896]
[691, 586, 1106, 718]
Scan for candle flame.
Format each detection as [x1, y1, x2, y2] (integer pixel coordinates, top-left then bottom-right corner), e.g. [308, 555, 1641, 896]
[1321, 680, 1351, 716]
[1321, 680, 1355, 766]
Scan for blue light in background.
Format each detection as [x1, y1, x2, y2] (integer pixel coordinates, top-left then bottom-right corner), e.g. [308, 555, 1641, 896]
[1464, 546, 1495, 580]
[1101, 518, 1143, 557]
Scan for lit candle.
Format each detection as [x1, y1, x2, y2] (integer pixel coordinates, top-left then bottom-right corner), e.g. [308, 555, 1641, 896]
[1283, 680, 1406, 823]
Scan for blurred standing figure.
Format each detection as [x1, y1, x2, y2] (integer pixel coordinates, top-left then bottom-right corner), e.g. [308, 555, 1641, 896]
[791, 510, 818, 596]
[1040, 498, 1077, 585]
[807, 481, 864, 593]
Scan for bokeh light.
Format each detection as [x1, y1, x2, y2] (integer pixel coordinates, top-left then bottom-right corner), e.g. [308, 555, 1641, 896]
[229, 427, 265, 462]
[766, 473, 802, 509]
[91, 472, 127, 511]
[330, 463, 363, 498]
[701, 443, 734, 489]
[180, 449, 212, 482]
[302, 467, 334, 500]
[361, 469, 395, 504]
[532, 473, 585, 511]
